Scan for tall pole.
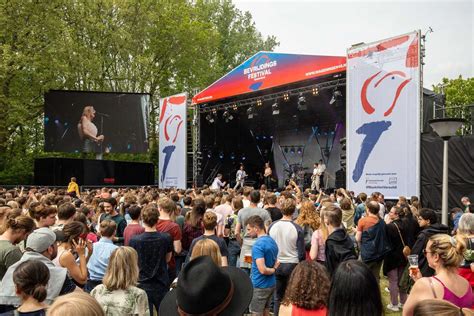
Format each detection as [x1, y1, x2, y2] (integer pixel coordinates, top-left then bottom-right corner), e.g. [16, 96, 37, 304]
[441, 139, 449, 225]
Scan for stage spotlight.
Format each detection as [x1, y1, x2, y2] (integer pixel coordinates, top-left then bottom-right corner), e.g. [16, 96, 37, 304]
[271, 102, 280, 115]
[223, 110, 233, 123]
[297, 147, 302, 154]
[297, 94, 307, 111]
[207, 150, 212, 158]
[262, 136, 266, 140]
[232, 104, 238, 111]
[242, 155, 246, 161]
[44, 117, 49, 123]
[256, 99, 263, 107]
[54, 119, 60, 124]
[312, 87, 319, 96]
[330, 90, 343, 105]
[205, 113, 215, 123]
[247, 106, 256, 119]
[283, 93, 289, 101]
[290, 147, 295, 154]
[219, 152, 224, 159]
[230, 152, 235, 160]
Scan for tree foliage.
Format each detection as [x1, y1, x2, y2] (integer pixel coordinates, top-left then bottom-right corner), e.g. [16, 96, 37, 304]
[0, 0, 278, 184]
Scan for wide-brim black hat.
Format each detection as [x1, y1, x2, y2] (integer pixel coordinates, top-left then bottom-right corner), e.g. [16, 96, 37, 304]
[160, 256, 253, 316]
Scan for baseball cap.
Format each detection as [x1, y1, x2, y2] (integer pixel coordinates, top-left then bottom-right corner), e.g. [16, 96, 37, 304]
[26, 228, 64, 253]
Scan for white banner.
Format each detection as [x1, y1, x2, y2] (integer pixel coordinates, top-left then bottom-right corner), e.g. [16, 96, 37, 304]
[159, 93, 187, 188]
[347, 31, 421, 199]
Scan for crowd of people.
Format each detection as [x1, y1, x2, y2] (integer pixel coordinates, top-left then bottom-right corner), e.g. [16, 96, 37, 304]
[0, 181, 473, 315]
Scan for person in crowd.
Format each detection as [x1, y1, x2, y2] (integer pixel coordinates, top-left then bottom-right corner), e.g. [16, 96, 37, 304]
[129, 204, 173, 314]
[210, 174, 226, 190]
[310, 209, 328, 264]
[159, 256, 252, 316]
[340, 197, 356, 235]
[190, 238, 223, 266]
[180, 196, 192, 217]
[0, 214, 36, 279]
[403, 234, 474, 315]
[242, 187, 252, 208]
[457, 213, 474, 288]
[235, 190, 272, 275]
[462, 197, 471, 213]
[400, 202, 420, 249]
[156, 197, 182, 282]
[411, 208, 449, 277]
[123, 205, 144, 246]
[99, 198, 127, 245]
[279, 261, 330, 316]
[412, 299, 474, 316]
[51, 202, 76, 231]
[265, 193, 282, 222]
[53, 221, 90, 286]
[10, 260, 49, 316]
[295, 201, 321, 256]
[28, 204, 57, 229]
[224, 197, 242, 267]
[186, 211, 228, 266]
[47, 292, 105, 316]
[86, 219, 118, 292]
[384, 205, 408, 312]
[91, 246, 149, 316]
[66, 177, 80, 199]
[269, 198, 305, 316]
[451, 207, 464, 235]
[0, 228, 77, 312]
[73, 212, 98, 244]
[324, 205, 357, 276]
[356, 200, 390, 282]
[247, 215, 279, 316]
[181, 198, 205, 253]
[214, 194, 234, 237]
[354, 193, 367, 226]
[328, 259, 383, 316]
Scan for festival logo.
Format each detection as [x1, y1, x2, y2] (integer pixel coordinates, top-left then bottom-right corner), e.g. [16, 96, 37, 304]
[160, 95, 186, 186]
[243, 54, 278, 91]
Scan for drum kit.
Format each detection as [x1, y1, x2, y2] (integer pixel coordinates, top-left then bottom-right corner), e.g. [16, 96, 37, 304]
[284, 163, 310, 187]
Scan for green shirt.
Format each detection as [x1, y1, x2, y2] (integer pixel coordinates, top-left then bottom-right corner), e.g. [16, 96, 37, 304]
[0, 240, 22, 280]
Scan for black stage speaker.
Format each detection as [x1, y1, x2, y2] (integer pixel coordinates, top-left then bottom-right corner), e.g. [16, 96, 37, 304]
[34, 158, 154, 186]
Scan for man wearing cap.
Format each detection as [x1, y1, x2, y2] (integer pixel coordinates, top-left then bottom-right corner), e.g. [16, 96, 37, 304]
[0, 228, 78, 312]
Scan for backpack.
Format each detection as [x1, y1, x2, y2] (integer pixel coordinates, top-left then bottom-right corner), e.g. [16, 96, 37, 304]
[361, 219, 392, 262]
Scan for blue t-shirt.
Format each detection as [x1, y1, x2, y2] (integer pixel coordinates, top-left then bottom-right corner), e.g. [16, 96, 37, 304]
[251, 235, 278, 289]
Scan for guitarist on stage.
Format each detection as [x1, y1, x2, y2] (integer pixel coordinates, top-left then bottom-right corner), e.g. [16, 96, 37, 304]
[234, 164, 247, 190]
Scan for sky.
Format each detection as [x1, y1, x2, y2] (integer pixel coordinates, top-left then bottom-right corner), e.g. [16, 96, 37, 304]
[233, 0, 473, 88]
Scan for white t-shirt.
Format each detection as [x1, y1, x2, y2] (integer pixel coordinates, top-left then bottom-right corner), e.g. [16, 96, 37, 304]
[211, 178, 224, 190]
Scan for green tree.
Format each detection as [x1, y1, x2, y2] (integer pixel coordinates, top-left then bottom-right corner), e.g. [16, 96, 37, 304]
[0, 0, 278, 184]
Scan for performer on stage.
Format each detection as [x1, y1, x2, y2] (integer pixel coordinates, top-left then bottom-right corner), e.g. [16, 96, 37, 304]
[317, 159, 326, 190]
[210, 173, 226, 190]
[311, 162, 320, 191]
[234, 164, 247, 190]
[77, 105, 104, 153]
[263, 162, 272, 190]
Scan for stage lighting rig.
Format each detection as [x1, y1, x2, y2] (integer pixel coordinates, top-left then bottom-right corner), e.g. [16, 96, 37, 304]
[222, 110, 233, 123]
[247, 106, 257, 119]
[205, 113, 215, 123]
[272, 102, 280, 115]
[297, 93, 307, 111]
[330, 89, 343, 105]
[256, 99, 263, 107]
[312, 87, 319, 96]
[283, 93, 290, 101]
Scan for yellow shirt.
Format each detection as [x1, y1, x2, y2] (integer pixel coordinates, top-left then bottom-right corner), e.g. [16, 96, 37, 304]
[67, 182, 80, 197]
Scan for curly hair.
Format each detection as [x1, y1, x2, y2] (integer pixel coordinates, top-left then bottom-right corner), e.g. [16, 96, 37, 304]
[295, 200, 320, 231]
[282, 261, 330, 310]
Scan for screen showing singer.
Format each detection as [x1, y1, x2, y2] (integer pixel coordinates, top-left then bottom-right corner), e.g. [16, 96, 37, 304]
[44, 90, 149, 153]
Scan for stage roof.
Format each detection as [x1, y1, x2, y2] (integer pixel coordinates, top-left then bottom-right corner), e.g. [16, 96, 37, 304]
[192, 51, 346, 105]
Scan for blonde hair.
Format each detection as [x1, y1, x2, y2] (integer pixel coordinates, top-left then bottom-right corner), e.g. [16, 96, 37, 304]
[47, 292, 104, 316]
[413, 298, 474, 316]
[82, 106, 95, 116]
[295, 201, 320, 231]
[102, 247, 139, 291]
[318, 209, 329, 241]
[428, 234, 466, 268]
[190, 239, 222, 266]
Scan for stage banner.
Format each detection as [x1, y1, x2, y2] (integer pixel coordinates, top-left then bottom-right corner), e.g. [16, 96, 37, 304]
[159, 93, 187, 189]
[347, 31, 421, 199]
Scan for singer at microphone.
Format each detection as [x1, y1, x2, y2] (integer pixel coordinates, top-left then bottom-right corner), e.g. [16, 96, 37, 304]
[77, 105, 105, 153]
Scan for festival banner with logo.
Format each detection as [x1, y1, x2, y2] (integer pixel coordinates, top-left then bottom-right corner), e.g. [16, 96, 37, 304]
[159, 93, 187, 189]
[192, 52, 346, 104]
[346, 31, 421, 199]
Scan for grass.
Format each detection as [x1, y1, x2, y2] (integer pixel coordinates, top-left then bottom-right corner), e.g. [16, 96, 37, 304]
[380, 276, 403, 316]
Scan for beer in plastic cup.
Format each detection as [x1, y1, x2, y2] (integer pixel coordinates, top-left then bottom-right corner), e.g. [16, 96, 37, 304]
[408, 254, 419, 275]
[244, 254, 252, 264]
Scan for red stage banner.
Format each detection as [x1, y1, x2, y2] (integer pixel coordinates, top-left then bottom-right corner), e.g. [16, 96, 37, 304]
[192, 52, 346, 104]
